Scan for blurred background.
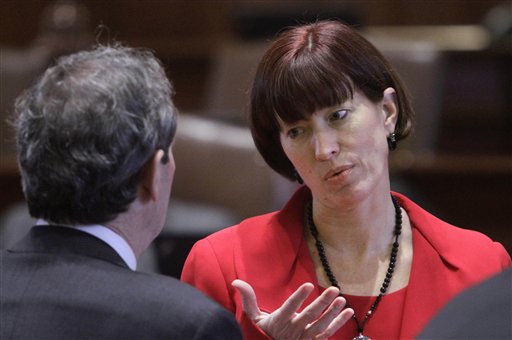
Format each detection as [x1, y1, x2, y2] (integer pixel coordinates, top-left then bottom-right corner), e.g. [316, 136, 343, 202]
[1, 0, 511, 276]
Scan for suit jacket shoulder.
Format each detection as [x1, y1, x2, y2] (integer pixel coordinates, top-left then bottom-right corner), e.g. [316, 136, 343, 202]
[418, 268, 512, 339]
[1, 226, 242, 340]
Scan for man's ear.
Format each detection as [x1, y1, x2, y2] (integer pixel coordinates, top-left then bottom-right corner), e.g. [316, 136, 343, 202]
[139, 150, 165, 202]
[382, 87, 398, 134]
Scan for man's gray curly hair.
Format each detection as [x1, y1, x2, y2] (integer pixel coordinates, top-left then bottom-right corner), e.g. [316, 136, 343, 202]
[15, 44, 177, 225]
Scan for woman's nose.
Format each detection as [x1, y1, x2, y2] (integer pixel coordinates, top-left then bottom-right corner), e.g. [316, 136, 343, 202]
[313, 131, 339, 161]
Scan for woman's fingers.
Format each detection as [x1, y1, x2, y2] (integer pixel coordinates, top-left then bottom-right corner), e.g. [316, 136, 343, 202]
[302, 296, 353, 338]
[322, 307, 355, 338]
[232, 280, 354, 339]
[302, 295, 345, 334]
[232, 279, 262, 320]
[272, 282, 315, 322]
[291, 286, 341, 329]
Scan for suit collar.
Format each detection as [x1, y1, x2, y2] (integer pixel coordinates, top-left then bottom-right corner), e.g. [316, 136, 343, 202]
[36, 220, 137, 270]
[392, 192, 462, 269]
[392, 193, 465, 338]
[270, 187, 320, 306]
[235, 186, 318, 311]
[9, 225, 129, 269]
[266, 188, 464, 299]
[243, 187, 462, 308]
[274, 188, 460, 270]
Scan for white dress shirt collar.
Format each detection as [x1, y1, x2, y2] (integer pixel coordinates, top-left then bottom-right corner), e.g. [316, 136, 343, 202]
[36, 219, 137, 271]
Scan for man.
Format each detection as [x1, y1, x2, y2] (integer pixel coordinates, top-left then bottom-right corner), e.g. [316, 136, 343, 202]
[0, 45, 242, 339]
[418, 268, 511, 339]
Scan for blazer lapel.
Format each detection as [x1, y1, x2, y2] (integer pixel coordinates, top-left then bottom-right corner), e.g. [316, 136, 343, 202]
[236, 187, 320, 313]
[399, 226, 457, 339]
[396, 193, 461, 339]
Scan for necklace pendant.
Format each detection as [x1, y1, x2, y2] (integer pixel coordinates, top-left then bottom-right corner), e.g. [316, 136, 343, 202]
[352, 334, 371, 340]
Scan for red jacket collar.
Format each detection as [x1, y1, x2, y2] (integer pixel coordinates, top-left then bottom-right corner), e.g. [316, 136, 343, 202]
[392, 191, 463, 270]
[275, 187, 463, 269]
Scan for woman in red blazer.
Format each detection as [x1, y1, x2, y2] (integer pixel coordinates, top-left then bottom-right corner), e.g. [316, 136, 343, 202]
[182, 21, 511, 340]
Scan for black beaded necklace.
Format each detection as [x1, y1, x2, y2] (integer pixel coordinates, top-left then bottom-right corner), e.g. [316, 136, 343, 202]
[306, 194, 402, 340]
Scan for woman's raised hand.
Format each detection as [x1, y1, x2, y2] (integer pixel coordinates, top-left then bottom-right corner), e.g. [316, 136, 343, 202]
[232, 279, 354, 339]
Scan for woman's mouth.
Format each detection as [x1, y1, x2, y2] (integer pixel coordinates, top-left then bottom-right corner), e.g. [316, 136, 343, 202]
[323, 166, 353, 182]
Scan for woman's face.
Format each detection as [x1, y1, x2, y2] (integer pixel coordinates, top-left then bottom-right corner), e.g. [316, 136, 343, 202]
[279, 88, 398, 208]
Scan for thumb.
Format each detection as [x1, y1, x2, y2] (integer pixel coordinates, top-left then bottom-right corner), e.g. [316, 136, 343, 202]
[232, 279, 262, 320]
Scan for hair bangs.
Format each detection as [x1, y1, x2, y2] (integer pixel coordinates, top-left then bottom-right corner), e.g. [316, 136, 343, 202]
[270, 47, 354, 125]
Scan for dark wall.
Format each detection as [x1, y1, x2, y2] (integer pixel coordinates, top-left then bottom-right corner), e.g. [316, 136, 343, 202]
[0, 0, 504, 111]
[1, 0, 503, 44]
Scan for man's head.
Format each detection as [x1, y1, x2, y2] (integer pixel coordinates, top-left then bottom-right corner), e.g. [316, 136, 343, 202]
[15, 44, 177, 226]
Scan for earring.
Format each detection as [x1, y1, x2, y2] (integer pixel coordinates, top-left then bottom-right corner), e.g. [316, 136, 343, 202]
[293, 169, 304, 184]
[387, 132, 397, 151]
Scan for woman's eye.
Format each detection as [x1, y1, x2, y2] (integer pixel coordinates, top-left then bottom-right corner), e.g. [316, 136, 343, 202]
[287, 127, 303, 139]
[329, 109, 348, 122]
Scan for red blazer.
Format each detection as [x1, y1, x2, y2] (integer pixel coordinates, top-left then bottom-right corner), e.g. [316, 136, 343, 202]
[182, 187, 510, 339]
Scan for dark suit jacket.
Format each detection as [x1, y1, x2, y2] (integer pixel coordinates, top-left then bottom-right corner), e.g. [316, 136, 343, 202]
[1, 226, 242, 340]
[418, 268, 512, 339]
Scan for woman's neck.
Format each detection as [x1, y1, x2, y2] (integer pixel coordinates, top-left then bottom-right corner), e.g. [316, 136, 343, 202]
[311, 189, 396, 257]
[306, 188, 413, 295]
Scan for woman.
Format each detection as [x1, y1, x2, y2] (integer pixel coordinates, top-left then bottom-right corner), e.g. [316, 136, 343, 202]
[182, 21, 510, 339]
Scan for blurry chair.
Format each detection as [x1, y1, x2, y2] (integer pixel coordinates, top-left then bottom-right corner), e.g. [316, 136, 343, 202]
[201, 40, 269, 126]
[1, 0, 93, 158]
[0, 203, 34, 250]
[364, 35, 446, 158]
[156, 113, 298, 276]
[171, 113, 297, 220]
[483, 0, 512, 52]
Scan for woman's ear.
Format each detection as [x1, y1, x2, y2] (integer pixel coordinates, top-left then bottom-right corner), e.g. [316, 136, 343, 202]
[382, 87, 398, 134]
[139, 149, 165, 202]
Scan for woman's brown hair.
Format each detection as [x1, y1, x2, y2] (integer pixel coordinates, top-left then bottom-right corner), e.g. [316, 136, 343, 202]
[250, 20, 413, 181]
